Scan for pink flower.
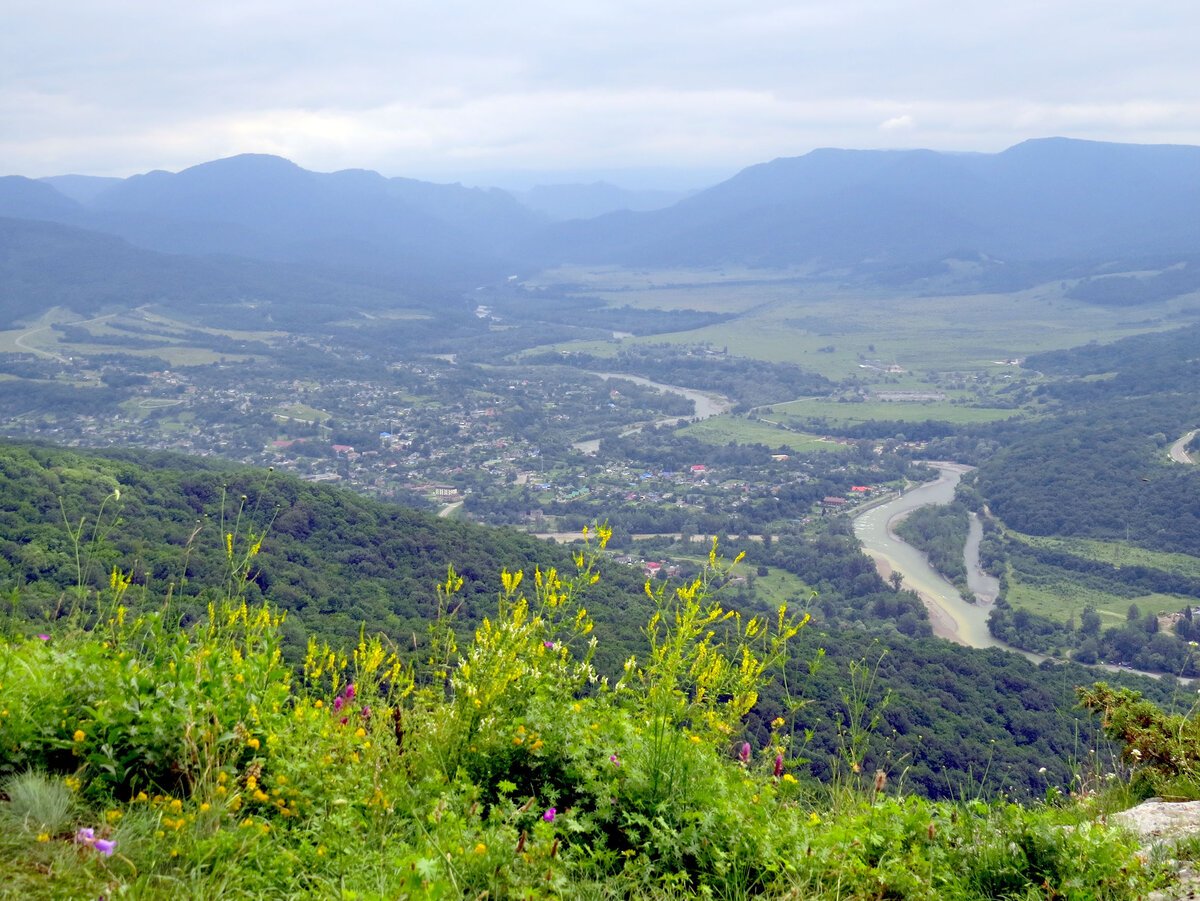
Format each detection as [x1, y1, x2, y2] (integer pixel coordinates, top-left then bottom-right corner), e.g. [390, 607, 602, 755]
[609, 754, 621, 767]
[774, 754, 784, 778]
[544, 641, 555, 650]
[543, 807, 556, 822]
[333, 696, 344, 712]
[36, 633, 50, 641]
[738, 742, 751, 764]
[343, 683, 355, 700]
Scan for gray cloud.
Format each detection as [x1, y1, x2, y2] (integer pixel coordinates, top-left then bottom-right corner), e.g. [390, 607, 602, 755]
[3, 0, 1198, 180]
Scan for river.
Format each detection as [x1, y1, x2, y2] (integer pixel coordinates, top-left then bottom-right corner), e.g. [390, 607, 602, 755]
[852, 463, 1014, 652]
[572, 372, 733, 453]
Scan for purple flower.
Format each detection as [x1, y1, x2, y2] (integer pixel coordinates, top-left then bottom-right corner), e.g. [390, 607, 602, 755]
[75, 828, 116, 855]
[738, 742, 751, 764]
[36, 633, 50, 641]
[543, 807, 556, 822]
[774, 754, 784, 778]
[343, 683, 355, 700]
[332, 696, 344, 712]
[544, 641, 555, 650]
[609, 754, 621, 767]
[360, 706, 371, 719]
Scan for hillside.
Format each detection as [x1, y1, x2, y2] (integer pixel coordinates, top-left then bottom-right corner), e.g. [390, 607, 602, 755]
[521, 138, 1200, 282]
[0, 438, 1183, 804]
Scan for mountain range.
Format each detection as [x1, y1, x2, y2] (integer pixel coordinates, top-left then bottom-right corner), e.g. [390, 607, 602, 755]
[3, 137, 1200, 321]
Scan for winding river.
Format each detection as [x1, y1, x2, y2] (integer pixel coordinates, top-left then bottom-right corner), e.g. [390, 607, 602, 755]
[853, 463, 1016, 653]
[572, 372, 733, 453]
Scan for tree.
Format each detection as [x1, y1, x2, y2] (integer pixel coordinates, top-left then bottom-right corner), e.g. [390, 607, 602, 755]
[1080, 605, 1102, 637]
[888, 570, 905, 592]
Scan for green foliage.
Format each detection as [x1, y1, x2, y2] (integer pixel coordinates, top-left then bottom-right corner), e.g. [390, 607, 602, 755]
[1080, 681, 1200, 796]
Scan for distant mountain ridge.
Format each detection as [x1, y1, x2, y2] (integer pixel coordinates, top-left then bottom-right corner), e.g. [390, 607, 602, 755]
[3, 138, 1200, 297]
[521, 138, 1200, 274]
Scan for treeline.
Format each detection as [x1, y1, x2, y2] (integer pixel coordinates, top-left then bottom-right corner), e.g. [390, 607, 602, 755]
[973, 322, 1200, 556]
[0, 441, 654, 674]
[526, 345, 832, 407]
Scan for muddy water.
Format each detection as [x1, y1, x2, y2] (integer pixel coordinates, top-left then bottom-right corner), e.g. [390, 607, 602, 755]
[853, 463, 1008, 651]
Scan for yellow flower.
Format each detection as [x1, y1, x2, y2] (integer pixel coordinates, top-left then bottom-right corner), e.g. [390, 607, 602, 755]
[199, 803, 211, 813]
[247, 737, 260, 750]
[809, 811, 820, 824]
[314, 700, 323, 709]
[771, 717, 786, 729]
[36, 833, 50, 843]
[355, 727, 366, 738]
[72, 729, 85, 742]
[474, 843, 487, 855]
[782, 773, 798, 784]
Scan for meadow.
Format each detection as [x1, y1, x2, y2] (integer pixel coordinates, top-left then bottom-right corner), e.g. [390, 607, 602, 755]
[528, 268, 1200, 380]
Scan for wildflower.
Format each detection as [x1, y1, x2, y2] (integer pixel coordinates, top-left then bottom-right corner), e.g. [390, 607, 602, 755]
[1131, 748, 1143, 760]
[808, 811, 820, 824]
[73, 729, 85, 742]
[36, 833, 49, 843]
[610, 754, 621, 767]
[771, 716, 785, 729]
[75, 828, 116, 856]
[247, 737, 260, 751]
[544, 641, 555, 650]
[333, 696, 344, 712]
[344, 684, 355, 700]
[37, 634, 50, 641]
[474, 843, 487, 855]
[738, 742, 751, 764]
[874, 770, 888, 794]
[1038, 767, 1047, 774]
[360, 706, 371, 719]
[543, 808, 556, 822]
[355, 727, 366, 738]
[782, 773, 798, 784]
[314, 700, 323, 709]
[774, 754, 784, 778]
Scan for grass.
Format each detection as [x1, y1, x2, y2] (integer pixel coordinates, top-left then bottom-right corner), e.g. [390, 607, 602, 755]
[522, 269, 1200, 380]
[1003, 566, 1189, 625]
[749, 566, 817, 608]
[677, 415, 848, 451]
[1009, 532, 1200, 582]
[272, 403, 332, 424]
[765, 396, 1023, 427]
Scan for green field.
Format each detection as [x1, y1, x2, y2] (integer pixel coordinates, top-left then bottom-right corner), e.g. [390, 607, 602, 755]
[525, 269, 1200, 380]
[765, 397, 1024, 427]
[678, 415, 848, 451]
[274, 403, 332, 424]
[748, 565, 817, 608]
[1003, 566, 1188, 626]
[1009, 532, 1200, 581]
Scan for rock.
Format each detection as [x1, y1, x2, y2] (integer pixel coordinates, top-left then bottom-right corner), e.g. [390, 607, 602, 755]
[1110, 801, 1200, 900]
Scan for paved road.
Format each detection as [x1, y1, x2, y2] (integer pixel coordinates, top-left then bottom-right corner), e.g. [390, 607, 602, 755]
[1169, 429, 1198, 464]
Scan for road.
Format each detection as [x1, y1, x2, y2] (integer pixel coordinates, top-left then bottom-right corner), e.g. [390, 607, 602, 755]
[1169, 429, 1198, 464]
[14, 313, 117, 363]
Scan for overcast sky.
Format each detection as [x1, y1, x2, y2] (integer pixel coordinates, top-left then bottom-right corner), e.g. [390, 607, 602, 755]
[4, 0, 1198, 187]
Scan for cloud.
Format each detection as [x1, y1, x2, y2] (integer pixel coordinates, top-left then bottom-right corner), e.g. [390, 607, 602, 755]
[2, 1, 1200, 178]
[879, 115, 916, 132]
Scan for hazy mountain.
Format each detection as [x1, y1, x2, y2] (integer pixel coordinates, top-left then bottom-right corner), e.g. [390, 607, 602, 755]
[520, 138, 1200, 277]
[1, 155, 544, 289]
[512, 182, 689, 220]
[7, 140, 1200, 294]
[39, 174, 123, 204]
[0, 176, 83, 220]
[0, 216, 426, 329]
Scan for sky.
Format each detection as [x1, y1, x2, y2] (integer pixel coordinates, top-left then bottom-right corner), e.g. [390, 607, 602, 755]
[4, 0, 1199, 188]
